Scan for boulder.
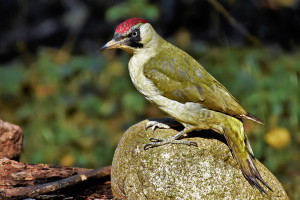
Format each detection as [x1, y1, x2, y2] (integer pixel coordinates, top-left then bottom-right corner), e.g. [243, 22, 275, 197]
[111, 119, 289, 200]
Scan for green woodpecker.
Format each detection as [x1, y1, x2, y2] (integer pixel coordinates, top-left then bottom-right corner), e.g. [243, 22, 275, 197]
[100, 18, 271, 193]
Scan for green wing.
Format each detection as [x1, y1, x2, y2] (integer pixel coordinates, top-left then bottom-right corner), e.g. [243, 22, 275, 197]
[143, 45, 247, 117]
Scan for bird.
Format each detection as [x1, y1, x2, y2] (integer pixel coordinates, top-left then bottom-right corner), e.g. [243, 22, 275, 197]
[100, 18, 272, 194]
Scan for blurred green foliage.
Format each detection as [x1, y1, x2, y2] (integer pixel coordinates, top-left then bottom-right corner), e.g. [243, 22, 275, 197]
[0, 44, 299, 197]
[106, 0, 159, 22]
[0, 49, 146, 168]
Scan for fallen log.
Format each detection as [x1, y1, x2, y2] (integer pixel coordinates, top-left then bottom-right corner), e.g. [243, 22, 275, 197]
[0, 159, 112, 199]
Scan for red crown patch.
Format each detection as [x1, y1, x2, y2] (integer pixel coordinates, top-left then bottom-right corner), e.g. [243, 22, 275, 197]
[115, 18, 148, 34]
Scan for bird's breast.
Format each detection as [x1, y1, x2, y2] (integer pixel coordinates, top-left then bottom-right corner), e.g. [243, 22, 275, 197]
[129, 58, 156, 97]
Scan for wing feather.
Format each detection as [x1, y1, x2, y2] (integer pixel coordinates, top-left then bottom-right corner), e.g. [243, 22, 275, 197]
[143, 45, 248, 117]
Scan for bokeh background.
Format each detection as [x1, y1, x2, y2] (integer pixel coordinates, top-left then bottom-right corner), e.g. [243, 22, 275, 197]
[0, 0, 299, 198]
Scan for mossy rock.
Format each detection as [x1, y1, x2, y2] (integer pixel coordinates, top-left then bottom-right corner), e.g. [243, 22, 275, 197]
[111, 119, 289, 200]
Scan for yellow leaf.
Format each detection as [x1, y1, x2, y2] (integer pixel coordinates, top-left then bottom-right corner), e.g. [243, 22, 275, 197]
[265, 127, 291, 149]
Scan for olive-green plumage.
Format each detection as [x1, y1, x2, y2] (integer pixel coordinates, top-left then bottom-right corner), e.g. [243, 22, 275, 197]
[143, 43, 245, 116]
[101, 18, 271, 194]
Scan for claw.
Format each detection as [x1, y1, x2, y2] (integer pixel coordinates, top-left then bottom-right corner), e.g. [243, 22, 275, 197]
[152, 126, 156, 132]
[145, 121, 154, 130]
[189, 141, 198, 147]
[144, 144, 151, 150]
[144, 143, 159, 150]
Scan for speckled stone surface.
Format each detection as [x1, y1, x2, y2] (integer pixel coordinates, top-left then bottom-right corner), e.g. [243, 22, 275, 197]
[111, 119, 289, 200]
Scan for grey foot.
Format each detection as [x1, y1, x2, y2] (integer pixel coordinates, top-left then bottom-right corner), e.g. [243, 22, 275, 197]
[144, 136, 198, 150]
[145, 118, 182, 132]
[145, 121, 171, 132]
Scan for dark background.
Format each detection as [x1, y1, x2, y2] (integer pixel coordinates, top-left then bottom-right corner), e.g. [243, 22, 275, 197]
[0, 0, 299, 198]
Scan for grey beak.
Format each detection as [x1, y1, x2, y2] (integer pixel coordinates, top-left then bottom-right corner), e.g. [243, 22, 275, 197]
[99, 39, 119, 52]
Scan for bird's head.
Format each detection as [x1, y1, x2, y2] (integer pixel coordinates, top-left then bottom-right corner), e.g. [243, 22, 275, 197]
[100, 18, 154, 54]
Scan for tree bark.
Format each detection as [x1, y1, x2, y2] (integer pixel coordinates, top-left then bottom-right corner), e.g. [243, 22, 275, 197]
[0, 159, 112, 199]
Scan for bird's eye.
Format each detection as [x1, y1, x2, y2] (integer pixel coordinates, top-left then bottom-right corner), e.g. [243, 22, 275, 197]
[131, 31, 138, 37]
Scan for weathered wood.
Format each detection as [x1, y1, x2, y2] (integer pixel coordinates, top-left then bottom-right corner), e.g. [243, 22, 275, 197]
[0, 159, 112, 199]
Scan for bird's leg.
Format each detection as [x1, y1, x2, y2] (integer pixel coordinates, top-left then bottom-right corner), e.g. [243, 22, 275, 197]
[145, 117, 182, 132]
[144, 128, 198, 150]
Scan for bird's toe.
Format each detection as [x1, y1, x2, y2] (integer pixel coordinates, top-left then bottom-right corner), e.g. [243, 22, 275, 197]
[145, 121, 171, 132]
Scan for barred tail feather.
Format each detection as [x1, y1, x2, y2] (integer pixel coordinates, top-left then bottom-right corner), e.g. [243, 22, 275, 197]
[223, 124, 272, 194]
[243, 135, 272, 193]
